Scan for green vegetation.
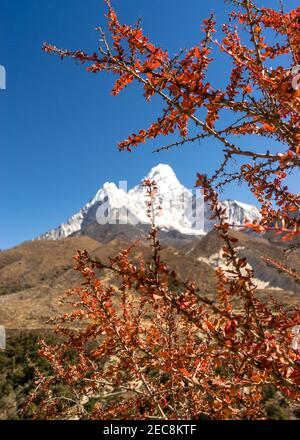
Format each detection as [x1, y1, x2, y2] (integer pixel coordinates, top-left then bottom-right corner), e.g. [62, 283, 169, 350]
[0, 332, 52, 419]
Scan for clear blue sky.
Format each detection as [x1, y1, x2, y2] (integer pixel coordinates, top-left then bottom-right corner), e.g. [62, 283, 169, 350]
[1, 0, 299, 249]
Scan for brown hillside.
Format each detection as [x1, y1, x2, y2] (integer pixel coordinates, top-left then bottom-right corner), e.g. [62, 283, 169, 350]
[0, 231, 298, 331]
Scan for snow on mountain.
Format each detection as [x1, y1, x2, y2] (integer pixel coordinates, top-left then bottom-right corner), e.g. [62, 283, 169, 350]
[37, 164, 261, 241]
[127, 164, 204, 234]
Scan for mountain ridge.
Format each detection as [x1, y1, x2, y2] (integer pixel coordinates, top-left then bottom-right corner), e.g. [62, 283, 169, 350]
[37, 164, 261, 241]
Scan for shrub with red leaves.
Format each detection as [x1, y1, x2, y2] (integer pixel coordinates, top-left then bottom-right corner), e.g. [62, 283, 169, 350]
[28, 0, 300, 419]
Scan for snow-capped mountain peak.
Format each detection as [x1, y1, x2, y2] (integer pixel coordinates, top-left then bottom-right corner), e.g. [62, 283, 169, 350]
[144, 163, 178, 183]
[37, 164, 261, 241]
[129, 164, 185, 197]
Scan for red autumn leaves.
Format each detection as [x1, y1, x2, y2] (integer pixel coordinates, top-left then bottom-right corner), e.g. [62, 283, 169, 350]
[34, 0, 300, 420]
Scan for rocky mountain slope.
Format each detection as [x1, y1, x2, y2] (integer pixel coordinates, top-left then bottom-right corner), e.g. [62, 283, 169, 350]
[0, 229, 299, 331]
[0, 235, 216, 330]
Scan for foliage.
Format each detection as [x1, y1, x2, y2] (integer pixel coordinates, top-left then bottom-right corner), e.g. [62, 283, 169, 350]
[0, 332, 54, 419]
[29, 0, 300, 419]
[28, 181, 300, 419]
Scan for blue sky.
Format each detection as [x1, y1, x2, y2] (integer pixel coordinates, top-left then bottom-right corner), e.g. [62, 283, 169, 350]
[1, 0, 299, 249]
